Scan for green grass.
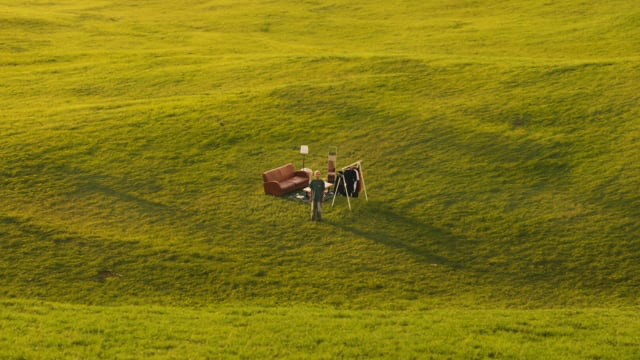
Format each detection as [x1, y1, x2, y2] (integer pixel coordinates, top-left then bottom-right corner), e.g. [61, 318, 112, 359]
[1, 0, 639, 357]
[1, 300, 639, 359]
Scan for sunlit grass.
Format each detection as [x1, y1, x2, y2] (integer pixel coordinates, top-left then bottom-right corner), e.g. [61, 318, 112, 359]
[1, 300, 639, 359]
[0, 0, 639, 357]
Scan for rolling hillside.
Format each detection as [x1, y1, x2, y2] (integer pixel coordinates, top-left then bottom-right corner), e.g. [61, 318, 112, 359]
[1, 0, 639, 357]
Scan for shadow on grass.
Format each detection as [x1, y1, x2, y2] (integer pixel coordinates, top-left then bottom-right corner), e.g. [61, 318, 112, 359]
[46, 163, 174, 213]
[328, 201, 466, 269]
[76, 179, 173, 213]
[0, 214, 217, 302]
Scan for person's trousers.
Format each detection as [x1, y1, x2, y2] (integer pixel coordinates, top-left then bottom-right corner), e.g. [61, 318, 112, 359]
[311, 200, 322, 221]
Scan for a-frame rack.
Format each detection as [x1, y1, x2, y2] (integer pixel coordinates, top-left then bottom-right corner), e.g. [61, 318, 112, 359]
[331, 160, 368, 210]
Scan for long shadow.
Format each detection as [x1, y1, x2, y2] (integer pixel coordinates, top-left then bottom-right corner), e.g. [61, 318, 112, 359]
[0, 214, 218, 303]
[68, 172, 227, 238]
[51, 163, 178, 216]
[329, 202, 468, 270]
[75, 179, 173, 213]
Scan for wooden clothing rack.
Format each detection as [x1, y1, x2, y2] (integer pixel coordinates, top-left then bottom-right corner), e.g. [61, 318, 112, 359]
[331, 160, 368, 210]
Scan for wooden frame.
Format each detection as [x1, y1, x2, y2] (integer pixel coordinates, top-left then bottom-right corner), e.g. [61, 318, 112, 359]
[331, 160, 368, 210]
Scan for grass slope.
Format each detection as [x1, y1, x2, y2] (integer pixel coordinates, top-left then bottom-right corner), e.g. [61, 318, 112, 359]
[1, 0, 639, 337]
[1, 300, 639, 359]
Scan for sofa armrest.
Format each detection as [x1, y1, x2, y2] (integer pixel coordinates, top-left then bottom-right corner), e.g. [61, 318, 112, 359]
[293, 170, 309, 179]
[263, 181, 284, 196]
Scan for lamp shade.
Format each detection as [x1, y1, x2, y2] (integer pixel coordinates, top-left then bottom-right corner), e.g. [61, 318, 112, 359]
[300, 145, 309, 155]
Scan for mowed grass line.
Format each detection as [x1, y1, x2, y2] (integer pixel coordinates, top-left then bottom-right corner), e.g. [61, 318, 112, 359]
[0, 299, 639, 359]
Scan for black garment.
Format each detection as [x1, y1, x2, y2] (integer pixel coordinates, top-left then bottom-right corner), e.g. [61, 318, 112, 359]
[345, 169, 358, 197]
[336, 169, 358, 197]
[335, 172, 347, 196]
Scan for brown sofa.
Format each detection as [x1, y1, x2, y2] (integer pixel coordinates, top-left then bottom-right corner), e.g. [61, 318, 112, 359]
[262, 163, 310, 196]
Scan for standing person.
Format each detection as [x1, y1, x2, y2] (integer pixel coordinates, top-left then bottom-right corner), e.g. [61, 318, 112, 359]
[310, 171, 325, 222]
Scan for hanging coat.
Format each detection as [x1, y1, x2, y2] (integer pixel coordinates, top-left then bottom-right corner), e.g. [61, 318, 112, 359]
[344, 169, 358, 197]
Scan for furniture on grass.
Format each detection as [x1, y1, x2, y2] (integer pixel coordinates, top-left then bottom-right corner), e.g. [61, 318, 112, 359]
[262, 163, 310, 196]
[300, 145, 308, 169]
[301, 168, 313, 179]
[328, 146, 337, 183]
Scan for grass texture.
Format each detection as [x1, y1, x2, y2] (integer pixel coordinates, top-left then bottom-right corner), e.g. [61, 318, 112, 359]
[1, 300, 639, 359]
[0, 0, 639, 357]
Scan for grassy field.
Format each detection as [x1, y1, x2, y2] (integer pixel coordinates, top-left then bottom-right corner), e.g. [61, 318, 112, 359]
[1, 300, 639, 359]
[1, 0, 639, 357]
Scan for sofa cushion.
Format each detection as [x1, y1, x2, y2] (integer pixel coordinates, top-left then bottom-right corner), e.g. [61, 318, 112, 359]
[263, 163, 295, 183]
[279, 179, 297, 191]
[263, 167, 278, 182]
[280, 164, 294, 179]
[290, 176, 308, 186]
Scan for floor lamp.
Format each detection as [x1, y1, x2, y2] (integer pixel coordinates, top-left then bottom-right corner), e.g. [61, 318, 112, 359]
[300, 145, 308, 169]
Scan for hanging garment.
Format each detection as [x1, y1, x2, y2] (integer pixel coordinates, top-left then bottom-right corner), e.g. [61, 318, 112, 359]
[336, 171, 357, 197]
[335, 172, 347, 196]
[344, 169, 358, 198]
